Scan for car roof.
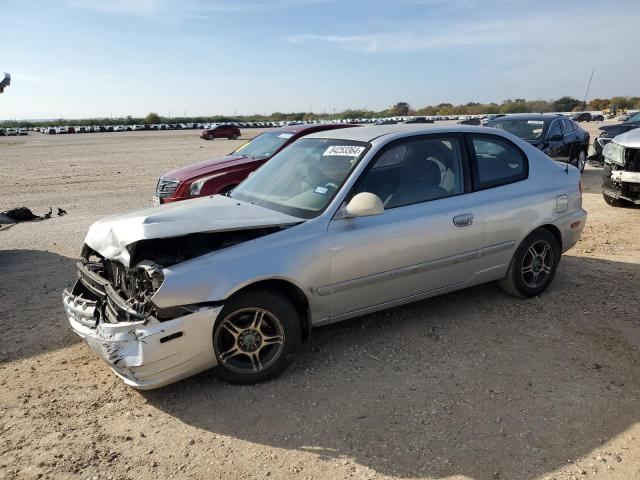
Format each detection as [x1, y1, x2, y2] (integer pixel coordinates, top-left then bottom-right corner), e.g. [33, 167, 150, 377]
[273, 123, 348, 134]
[303, 124, 504, 142]
[489, 114, 565, 122]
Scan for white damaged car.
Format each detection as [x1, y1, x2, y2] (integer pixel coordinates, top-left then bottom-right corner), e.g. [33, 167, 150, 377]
[63, 125, 586, 389]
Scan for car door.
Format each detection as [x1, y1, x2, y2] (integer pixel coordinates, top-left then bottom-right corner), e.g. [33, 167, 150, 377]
[464, 133, 531, 272]
[560, 119, 580, 160]
[543, 119, 569, 163]
[324, 134, 485, 319]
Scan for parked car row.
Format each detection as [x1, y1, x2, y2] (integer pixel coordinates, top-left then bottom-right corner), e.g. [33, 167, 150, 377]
[0, 128, 28, 136]
[35, 124, 200, 134]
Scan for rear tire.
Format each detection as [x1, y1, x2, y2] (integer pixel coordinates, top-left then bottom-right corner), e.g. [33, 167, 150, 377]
[499, 228, 560, 298]
[212, 289, 301, 384]
[576, 149, 587, 173]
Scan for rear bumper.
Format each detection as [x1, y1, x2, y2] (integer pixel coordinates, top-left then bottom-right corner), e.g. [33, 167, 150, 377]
[63, 269, 221, 389]
[553, 208, 587, 253]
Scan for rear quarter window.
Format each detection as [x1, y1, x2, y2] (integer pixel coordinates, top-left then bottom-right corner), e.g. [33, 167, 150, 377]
[469, 135, 528, 190]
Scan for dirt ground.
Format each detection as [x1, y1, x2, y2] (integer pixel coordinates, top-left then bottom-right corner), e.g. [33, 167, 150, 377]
[1, 123, 639, 480]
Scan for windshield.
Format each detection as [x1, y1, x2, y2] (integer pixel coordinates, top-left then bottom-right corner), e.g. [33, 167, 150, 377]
[232, 131, 294, 159]
[231, 138, 369, 218]
[627, 112, 640, 123]
[488, 119, 546, 141]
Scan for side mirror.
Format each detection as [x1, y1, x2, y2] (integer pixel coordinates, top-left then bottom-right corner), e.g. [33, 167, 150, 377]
[548, 134, 563, 142]
[344, 192, 384, 218]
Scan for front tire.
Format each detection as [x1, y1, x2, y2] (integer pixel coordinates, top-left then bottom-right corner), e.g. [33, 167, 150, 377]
[499, 228, 560, 298]
[212, 289, 301, 384]
[602, 191, 622, 207]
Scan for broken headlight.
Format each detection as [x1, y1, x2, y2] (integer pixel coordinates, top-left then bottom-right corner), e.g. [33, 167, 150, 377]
[603, 142, 625, 166]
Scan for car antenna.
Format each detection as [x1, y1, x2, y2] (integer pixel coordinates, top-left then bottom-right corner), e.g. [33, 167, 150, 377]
[566, 67, 595, 175]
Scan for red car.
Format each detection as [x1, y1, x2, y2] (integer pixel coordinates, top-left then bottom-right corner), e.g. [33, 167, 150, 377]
[154, 123, 355, 204]
[200, 124, 241, 140]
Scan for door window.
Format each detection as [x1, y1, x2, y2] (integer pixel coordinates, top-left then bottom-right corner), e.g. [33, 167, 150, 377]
[470, 135, 528, 189]
[560, 119, 575, 134]
[354, 137, 465, 209]
[547, 120, 562, 139]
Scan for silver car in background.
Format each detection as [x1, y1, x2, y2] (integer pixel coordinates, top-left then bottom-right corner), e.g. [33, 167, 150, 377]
[63, 125, 586, 389]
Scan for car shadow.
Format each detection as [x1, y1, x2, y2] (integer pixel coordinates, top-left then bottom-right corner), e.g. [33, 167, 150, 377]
[141, 254, 640, 479]
[0, 249, 79, 362]
[580, 165, 603, 194]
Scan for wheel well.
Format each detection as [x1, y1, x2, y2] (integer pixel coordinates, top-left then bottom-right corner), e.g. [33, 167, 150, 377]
[537, 224, 563, 251]
[229, 279, 311, 341]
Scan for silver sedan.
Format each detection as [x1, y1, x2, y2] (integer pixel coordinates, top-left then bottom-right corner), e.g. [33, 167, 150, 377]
[63, 125, 586, 388]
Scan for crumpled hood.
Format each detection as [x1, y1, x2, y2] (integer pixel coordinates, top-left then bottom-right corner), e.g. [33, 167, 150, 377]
[84, 195, 303, 266]
[612, 128, 640, 148]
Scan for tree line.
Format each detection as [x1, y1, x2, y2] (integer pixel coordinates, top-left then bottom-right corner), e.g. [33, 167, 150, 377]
[2, 95, 638, 128]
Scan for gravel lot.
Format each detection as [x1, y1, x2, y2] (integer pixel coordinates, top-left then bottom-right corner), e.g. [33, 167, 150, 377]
[1, 123, 639, 480]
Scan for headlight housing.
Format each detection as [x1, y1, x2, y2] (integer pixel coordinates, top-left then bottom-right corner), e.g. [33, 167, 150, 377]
[188, 173, 226, 196]
[189, 177, 208, 196]
[603, 142, 625, 166]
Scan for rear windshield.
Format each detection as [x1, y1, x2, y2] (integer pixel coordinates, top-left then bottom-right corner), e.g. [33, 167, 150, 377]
[488, 119, 546, 141]
[232, 131, 294, 159]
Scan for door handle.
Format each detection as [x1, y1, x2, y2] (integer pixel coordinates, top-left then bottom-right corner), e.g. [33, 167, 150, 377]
[453, 213, 474, 227]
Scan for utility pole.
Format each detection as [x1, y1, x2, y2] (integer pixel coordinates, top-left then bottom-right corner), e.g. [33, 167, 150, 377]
[583, 68, 595, 110]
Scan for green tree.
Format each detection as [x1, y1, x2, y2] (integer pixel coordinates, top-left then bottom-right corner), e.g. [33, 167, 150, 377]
[587, 98, 609, 111]
[552, 96, 581, 112]
[144, 112, 161, 124]
[389, 102, 410, 116]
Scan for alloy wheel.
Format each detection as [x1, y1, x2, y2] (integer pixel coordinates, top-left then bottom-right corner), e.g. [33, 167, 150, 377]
[521, 240, 554, 289]
[214, 308, 285, 374]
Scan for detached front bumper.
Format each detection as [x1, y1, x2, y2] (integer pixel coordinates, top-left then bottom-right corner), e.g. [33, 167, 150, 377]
[63, 267, 222, 390]
[603, 164, 640, 204]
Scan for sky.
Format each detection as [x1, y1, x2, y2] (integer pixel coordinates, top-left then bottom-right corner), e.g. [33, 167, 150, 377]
[0, 0, 638, 119]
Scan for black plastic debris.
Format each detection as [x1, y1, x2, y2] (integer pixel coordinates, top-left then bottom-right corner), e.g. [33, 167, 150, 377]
[0, 206, 66, 224]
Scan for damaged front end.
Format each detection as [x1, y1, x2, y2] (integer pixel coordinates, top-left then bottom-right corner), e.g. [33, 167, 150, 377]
[63, 246, 222, 389]
[603, 141, 640, 204]
[63, 194, 303, 388]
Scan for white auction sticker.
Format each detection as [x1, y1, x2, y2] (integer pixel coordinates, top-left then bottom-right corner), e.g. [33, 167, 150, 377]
[278, 133, 293, 139]
[527, 120, 544, 125]
[323, 145, 366, 157]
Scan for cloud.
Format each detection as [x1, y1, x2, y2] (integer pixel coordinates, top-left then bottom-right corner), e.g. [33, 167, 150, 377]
[68, 0, 335, 19]
[285, 23, 513, 53]
[285, 8, 638, 54]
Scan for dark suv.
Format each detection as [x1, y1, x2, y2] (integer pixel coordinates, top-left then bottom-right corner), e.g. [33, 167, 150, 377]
[200, 124, 241, 140]
[486, 114, 590, 172]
